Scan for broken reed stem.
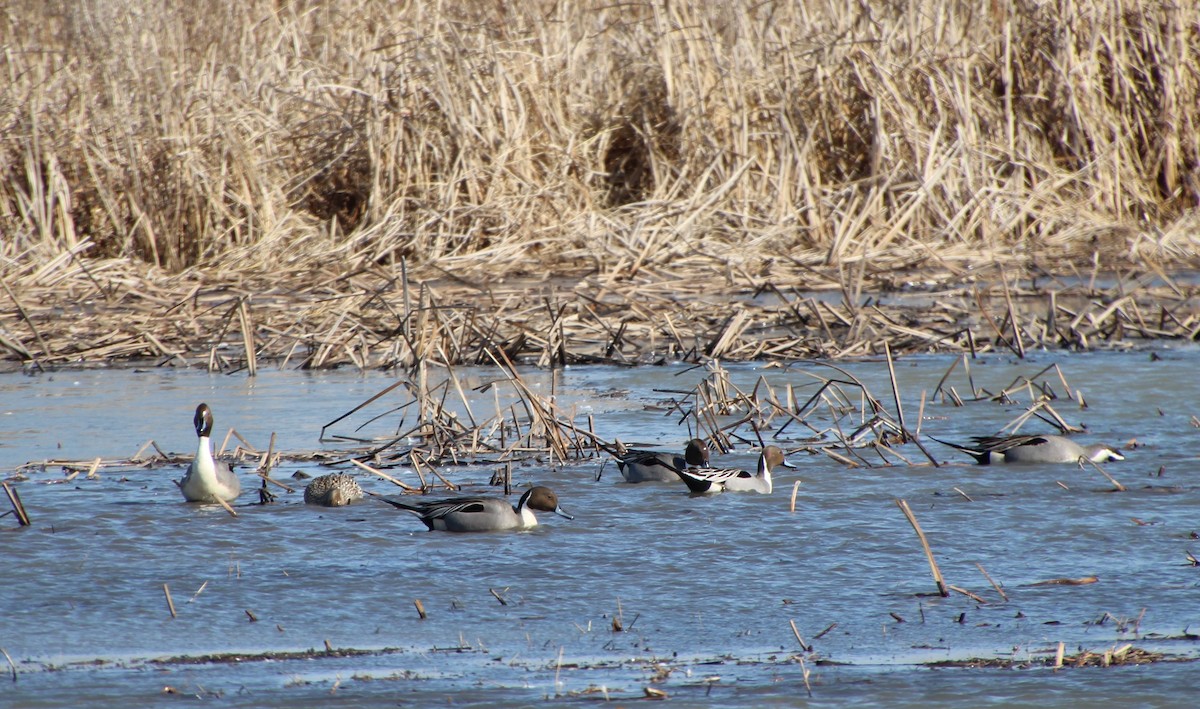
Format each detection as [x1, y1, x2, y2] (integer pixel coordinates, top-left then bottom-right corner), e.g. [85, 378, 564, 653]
[2, 482, 31, 526]
[975, 562, 1009, 601]
[884, 341, 906, 436]
[1, 646, 16, 682]
[259, 432, 277, 475]
[1083, 459, 1125, 492]
[0, 276, 51, 363]
[238, 296, 257, 376]
[789, 480, 801, 512]
[163, 583, 177, 618]
[351, 457, 418, 490]
[799, 654, 813, 698]
[414, 599, 426, 620]
[408, 451, 430, 490]
[948, 584, 987, 604]
[896, 498, 949, 597]
[489, 588, 509, 606]
[215, 495, 238, 517]
[788, 619, 811, 652]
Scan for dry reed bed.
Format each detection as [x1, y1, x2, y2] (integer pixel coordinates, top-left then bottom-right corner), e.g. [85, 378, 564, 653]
[2, 1, 1199, 368]
[1, 252, 1198, 371]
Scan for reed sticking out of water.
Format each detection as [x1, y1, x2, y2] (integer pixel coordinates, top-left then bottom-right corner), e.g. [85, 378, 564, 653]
[1083, 459, 1126, 492]
[352, 459, 417, 491]
[414, 599, 426, 620]
[163, 584, 177, 619]
[975, 563, 1008, 602]
[948, 585, 987, 604]
[2, 482, 30, 526]
[896, 499, 949, 597]
[884, 342, 907, 439]
[215, 496, 238, 518]
[788, 620, 811, 653]
[1, 646, 16, 682]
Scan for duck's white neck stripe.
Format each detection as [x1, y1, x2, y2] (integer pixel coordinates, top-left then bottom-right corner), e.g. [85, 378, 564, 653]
[194, 435, 219, 484]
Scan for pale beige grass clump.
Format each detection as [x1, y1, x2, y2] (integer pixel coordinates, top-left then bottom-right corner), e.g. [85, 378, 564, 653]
[3, 0, 1197, 281]
[1, 1, 1198, 369]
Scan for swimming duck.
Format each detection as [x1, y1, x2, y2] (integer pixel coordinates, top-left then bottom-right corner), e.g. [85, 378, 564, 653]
[616, 438, 710, 483]
[674, 445, 793, 494]
[377, 486, 573, 532]
[930, 434, 1124, 465]
[179, 403, 242, 503]
[304, 473, 363, 507]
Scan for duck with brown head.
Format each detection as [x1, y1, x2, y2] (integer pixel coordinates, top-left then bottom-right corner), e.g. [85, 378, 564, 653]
[304, 473, 363, 507]
[377, 485, 572, 532]
[674, 445, 793, 494]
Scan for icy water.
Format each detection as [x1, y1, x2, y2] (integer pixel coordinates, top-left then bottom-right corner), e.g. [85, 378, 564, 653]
[2, 349, 1200, 707]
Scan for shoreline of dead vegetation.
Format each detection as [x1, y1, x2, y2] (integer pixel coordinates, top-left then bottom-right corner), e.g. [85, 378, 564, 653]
[1, 255, 1199, 374]
[3, 2, 1200, 371]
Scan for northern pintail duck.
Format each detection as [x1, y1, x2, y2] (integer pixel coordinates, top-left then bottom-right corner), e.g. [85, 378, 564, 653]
[616, 438, 710, 483]
[931, 434, 1124, 465]
[377, 486, 573, 532]
[179, 403, 242, 503]
[304, 473, 363, 507]
[675, 445, 793, 494]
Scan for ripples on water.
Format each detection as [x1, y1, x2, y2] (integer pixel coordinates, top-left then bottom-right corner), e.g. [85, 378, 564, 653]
[2, 349, 1199, 706]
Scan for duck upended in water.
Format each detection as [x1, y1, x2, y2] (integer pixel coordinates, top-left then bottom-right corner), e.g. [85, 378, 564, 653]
[930, 434, 1124, 465]
[674, 445, 793, 494]
[615, 438, 710, 483]
[377, 486, 573, 532]
[179, 403, 242, 503]
[304, 473, 363, 507]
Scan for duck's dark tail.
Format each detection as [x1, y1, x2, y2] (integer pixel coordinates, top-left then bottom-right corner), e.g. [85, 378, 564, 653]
[925, 435, 990, 465]
[673, 467, 713, 494]
[366, 490, 421, 512]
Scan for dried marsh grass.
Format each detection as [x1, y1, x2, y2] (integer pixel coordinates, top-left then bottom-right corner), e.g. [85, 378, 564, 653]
[2, 1, 1199, 368]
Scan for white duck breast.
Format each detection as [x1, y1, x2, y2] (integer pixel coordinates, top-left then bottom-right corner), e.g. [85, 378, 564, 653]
[179, 402, 242, 503]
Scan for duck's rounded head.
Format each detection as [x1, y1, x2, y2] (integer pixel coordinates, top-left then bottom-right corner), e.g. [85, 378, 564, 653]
[524, 486, 573, 520]
[194, 403, 215, 438]
[685, 438, 711, 467]
[763, 445, 794, 470]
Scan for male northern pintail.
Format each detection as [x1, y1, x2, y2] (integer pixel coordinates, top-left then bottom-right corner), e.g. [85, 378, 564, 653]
[179, 403, 242, 503]
[930, 434, 1125, 465]
[616, 438, 710, 483]
[675, 445, 793, 494]
[377, 485, 573, 532]
[304, 473, 363, 507]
